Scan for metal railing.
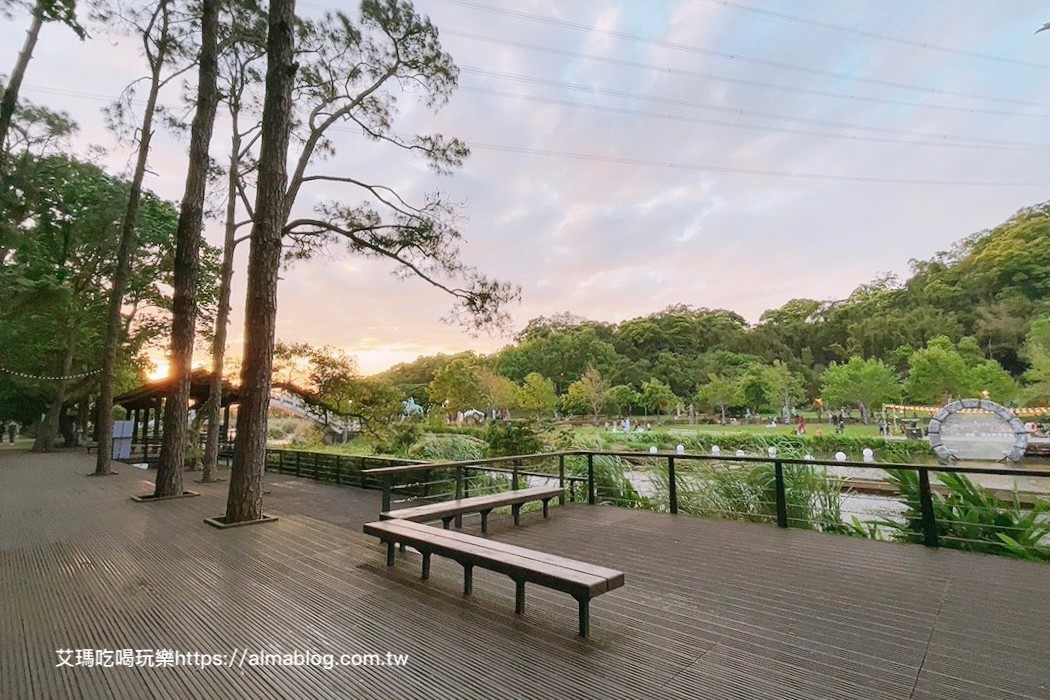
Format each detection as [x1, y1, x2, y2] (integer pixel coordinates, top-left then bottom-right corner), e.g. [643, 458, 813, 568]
[362, 450, 1050, 558]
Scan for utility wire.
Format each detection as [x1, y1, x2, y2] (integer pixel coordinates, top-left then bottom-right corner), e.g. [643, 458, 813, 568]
[27, 76, 1048, 151]
[692, 0, 1050, 71]
[459, 85, 1035, 151]
[462, 141, 1046, 186]
[428, 0, 1050, 109]
[458, 67, 1050, 150]
[443, 28, 1050, 119]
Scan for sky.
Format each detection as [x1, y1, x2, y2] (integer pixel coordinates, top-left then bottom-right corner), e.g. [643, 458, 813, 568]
[4, 0, 1050, 374]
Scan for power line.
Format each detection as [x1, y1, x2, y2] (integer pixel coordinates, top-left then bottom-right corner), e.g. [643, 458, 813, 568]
[429, 0, 1050, 109]
[459, 66, 1050, 150]
[30, 68, 1046, 151]
[692, 0, 1050, 71]
[459, 85, 1035, 151]
[443, 28, 1050, 119]
[461, 141, 1047, 187]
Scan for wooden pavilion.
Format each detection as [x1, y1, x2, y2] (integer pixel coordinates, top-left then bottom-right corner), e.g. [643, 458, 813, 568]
[113, 370, 241, 455]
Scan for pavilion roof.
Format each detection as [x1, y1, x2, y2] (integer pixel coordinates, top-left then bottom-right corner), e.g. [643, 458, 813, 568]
[114, 369, 241, 409]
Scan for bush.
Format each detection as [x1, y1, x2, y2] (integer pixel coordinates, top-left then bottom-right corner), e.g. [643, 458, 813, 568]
[878, 470, 1050, 561]
[484, 420, 545, 458]
[408, 433, 486, 462]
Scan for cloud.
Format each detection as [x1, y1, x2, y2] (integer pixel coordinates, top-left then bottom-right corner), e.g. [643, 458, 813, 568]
[3, 0, 1049, 373]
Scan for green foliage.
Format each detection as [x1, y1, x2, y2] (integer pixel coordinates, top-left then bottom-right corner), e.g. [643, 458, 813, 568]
[517, 372, 557, 415]
[1020, 316, 1050, 405]
[652, 461, 848, 533]
[427, 357, 484, 413]
[640, 377, 677, 415]
[880, 470, 1050, 561]
[563, 436, 644, 507]
[905, 336, 1018, 404]
[821, 357, 900, 422]
[484, 420, 544, 457]
[605, 384, 639, 415]
[407, 433, 485, 462]
[695, 373, 743, 422]
[562, 366, 608, 419]
[0, 152, 185, 421]
[615, 429, 934, 461]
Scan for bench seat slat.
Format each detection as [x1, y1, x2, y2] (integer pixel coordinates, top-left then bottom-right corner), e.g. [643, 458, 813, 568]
[364, 521, 611, 596]
[377, 519, 624, 587]
[383, 486, 563, 522]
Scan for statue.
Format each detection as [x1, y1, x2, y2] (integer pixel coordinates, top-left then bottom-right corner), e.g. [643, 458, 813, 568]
[401, 398, 424, 419]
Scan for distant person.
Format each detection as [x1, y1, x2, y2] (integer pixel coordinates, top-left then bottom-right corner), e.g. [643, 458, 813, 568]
[814, 428, 824, 438]
[795, 416, 806, 435]
[7, 421, 17, 444]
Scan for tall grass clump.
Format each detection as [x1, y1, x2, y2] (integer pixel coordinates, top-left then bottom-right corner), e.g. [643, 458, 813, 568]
[879, 470, 1050, 561]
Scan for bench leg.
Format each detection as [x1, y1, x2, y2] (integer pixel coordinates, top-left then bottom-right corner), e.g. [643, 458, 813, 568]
[480, 510, 491, 534]
[421, 551, 431, 580]
[441, 517, 452, 530]
[399, 542, 406, 553]
[512, 504, 521, 526]
[386, 542, 395, 567]
[463, 565, 473, 595]
[578, 598, 590, 637]
[515, 580, 525, 614]
[542, 498, 550, 519]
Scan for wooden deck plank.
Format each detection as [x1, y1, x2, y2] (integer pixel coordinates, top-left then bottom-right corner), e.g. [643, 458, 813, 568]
[1, 450, 1048, 699]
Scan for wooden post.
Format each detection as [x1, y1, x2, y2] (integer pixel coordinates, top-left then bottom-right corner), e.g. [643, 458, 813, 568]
[918, 468, 939, 547]
[381, 474, 392, 513]
[558, 454, 566, 506]
[512, 462, 520, 491]
[334, 454, 342, 485]
[295, 450, 301, 477]
[587, 453, 595, 505]
[668, 455, 678, 514]
[774, 460, 788, 528]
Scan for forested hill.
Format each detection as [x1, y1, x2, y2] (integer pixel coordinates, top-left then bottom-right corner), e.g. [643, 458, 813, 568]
[378, 201, 1050, 407]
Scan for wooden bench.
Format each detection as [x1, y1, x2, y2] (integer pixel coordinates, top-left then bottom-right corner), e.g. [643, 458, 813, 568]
[363, 519, 624, 637]
[382, 485, 563, 533]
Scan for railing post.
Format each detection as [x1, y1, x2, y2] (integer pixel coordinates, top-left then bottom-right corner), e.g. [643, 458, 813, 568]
[918, 468, 939, 548]
[667, 455, 678, 514]
[558, 454, 566, 506]
[454, 466, 464, 528]
[512, 462, 520, 491]
[295, 451, 302, 478]
[381, 473, 392, 514]
[774, 460, 788, 528]
[587, 453, 595, 506]
[464, 466, 471, 499]
[334, 454, 341, 485]
[278, 450, 284, 474]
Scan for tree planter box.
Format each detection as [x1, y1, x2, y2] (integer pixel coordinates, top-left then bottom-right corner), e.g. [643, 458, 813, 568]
[131, 490, 201, 502]
[203, 514, 279, 529]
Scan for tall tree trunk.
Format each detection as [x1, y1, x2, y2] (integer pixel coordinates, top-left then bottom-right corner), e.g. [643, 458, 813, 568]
[225, 0, 297, 523]
[202, 124, 243, 482]
[155, 0, 221, 497]
[0, 5, 43, 154]
[33, 315, 81, 451]
[94, 9, 170, 477]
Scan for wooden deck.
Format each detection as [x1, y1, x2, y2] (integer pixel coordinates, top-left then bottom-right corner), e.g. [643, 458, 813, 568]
[1, 450, 1047, 699]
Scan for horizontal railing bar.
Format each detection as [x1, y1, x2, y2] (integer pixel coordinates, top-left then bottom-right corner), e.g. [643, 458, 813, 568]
[363, 449, 1050, 479]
